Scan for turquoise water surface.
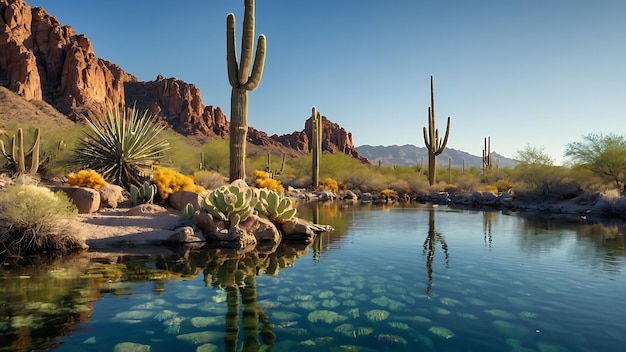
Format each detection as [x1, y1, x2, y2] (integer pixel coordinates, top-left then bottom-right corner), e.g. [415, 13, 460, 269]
[1, 203, 625, 351]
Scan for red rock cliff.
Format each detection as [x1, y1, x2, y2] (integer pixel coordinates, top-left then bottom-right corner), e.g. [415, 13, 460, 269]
[0, 0, 369, 163]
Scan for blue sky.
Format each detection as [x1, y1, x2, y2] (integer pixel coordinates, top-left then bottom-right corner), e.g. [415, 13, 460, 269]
[27, 0, 626, 165]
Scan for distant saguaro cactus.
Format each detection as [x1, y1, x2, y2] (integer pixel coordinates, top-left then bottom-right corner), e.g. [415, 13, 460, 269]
[226, 0, 266, 182]
[482, 136, 493, 181]
[422, 76, 451, 186]
[311, 107, 323, 188]
[265, 152, 285, 179]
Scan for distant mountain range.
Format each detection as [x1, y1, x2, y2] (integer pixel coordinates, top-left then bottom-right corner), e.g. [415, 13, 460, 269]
[356, 144, 518, 169]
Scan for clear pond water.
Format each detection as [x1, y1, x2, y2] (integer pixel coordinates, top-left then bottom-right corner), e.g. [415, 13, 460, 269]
[1, 203, 626, 351]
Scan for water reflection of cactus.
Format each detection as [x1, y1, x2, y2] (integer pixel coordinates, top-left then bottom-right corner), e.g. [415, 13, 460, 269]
[423, 209, 449, 295]
[483, 211, 496, 248]
[201, 243, 311, 351]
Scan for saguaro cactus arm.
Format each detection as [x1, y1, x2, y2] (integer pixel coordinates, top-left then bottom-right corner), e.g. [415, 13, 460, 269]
[226, 14, 239, 88]
[243, 35, 266, 90]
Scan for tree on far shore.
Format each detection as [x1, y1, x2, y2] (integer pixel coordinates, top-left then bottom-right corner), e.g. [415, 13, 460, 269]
[565, 133, 626, 192]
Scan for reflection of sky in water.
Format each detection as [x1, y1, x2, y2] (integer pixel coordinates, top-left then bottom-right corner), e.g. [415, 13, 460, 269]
[2, 205, 625, 351]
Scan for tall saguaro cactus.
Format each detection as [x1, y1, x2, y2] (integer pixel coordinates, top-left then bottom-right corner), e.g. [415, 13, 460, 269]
[0, 127, 40, 175]
[226, 0, 266, 181]
[422, 76, 451, 186]
[311, 107, 323, 188]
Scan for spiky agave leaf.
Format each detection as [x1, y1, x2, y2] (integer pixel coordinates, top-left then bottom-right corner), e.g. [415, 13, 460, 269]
[74, 107, 170, 188]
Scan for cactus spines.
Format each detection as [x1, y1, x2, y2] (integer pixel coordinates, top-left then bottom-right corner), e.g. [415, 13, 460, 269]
[311, 107, 323, 188]
[227, 0, 267, 182]
[422, 76, 450, 186]
[0, 127, 41, 175]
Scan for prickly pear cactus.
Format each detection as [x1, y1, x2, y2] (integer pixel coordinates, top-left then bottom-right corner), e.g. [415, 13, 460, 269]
[202, 179, 258, 228]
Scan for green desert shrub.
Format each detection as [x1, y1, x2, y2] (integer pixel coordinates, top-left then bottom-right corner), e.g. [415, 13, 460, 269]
[0, 184, 84, 256]
[37, 124, 84, 178]
[200, 139, 230, 173]
[453, 174, 483, 193]
[73, 107, 170, 188]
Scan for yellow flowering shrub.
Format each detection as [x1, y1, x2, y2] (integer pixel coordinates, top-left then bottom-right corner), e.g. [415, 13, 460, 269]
[481, 184, 499, 193]
[67, 169, 108, 190]
[252, 170, 284, 193]
[252, 170, 271, 180]
[380, 188, 398, 198]
[320, 177, 338, 192]
[153, 166, 204, 199]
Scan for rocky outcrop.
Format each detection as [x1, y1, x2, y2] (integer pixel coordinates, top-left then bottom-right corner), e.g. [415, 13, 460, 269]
[0, 0, 136, 116]
[125, 76, 229, 138]
[304, 115, 369, 163]
[0, 0, 42, 100]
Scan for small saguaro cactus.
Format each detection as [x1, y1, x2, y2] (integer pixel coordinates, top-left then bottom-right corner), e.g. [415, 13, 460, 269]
[311, 107, 323, 188]
[482, 136, 493, 181]
[265, 152, 285, 179]
[0, 127, 40, 175]
[422, 76, 451, 186]
[130, 181, 157, 206]
[226, 0, 267, 182]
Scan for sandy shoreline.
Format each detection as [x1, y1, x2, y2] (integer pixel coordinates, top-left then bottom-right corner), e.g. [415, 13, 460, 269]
[73, 205, 184, 249]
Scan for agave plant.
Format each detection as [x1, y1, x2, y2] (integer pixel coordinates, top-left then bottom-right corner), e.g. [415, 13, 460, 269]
[202, 180, 258, 228]
[74, 107, 170, 188]
[254, 188, 297, 224]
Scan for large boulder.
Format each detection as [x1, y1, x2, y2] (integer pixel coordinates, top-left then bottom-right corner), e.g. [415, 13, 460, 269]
[280, 218, 316, 242]
[204, 226, 257, 249]
[239, 214, 281, 243]
[98, 184, 124, 208]
[194, 212, 220, 234]
[53, 186, 100, 214]
[126, 203, 168, 216]
[166, 226, 204, 243]
[169, 190, 203, 211]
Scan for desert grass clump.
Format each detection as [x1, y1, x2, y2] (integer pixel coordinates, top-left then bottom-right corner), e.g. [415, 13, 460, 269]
[66, 169, 108, 190]
[193, 170, 227, 190]
[0, 184, 84, 256]
[153, 166, 204, 200]
[495, 179, 513, 192]
[73, 107, 170, 188]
